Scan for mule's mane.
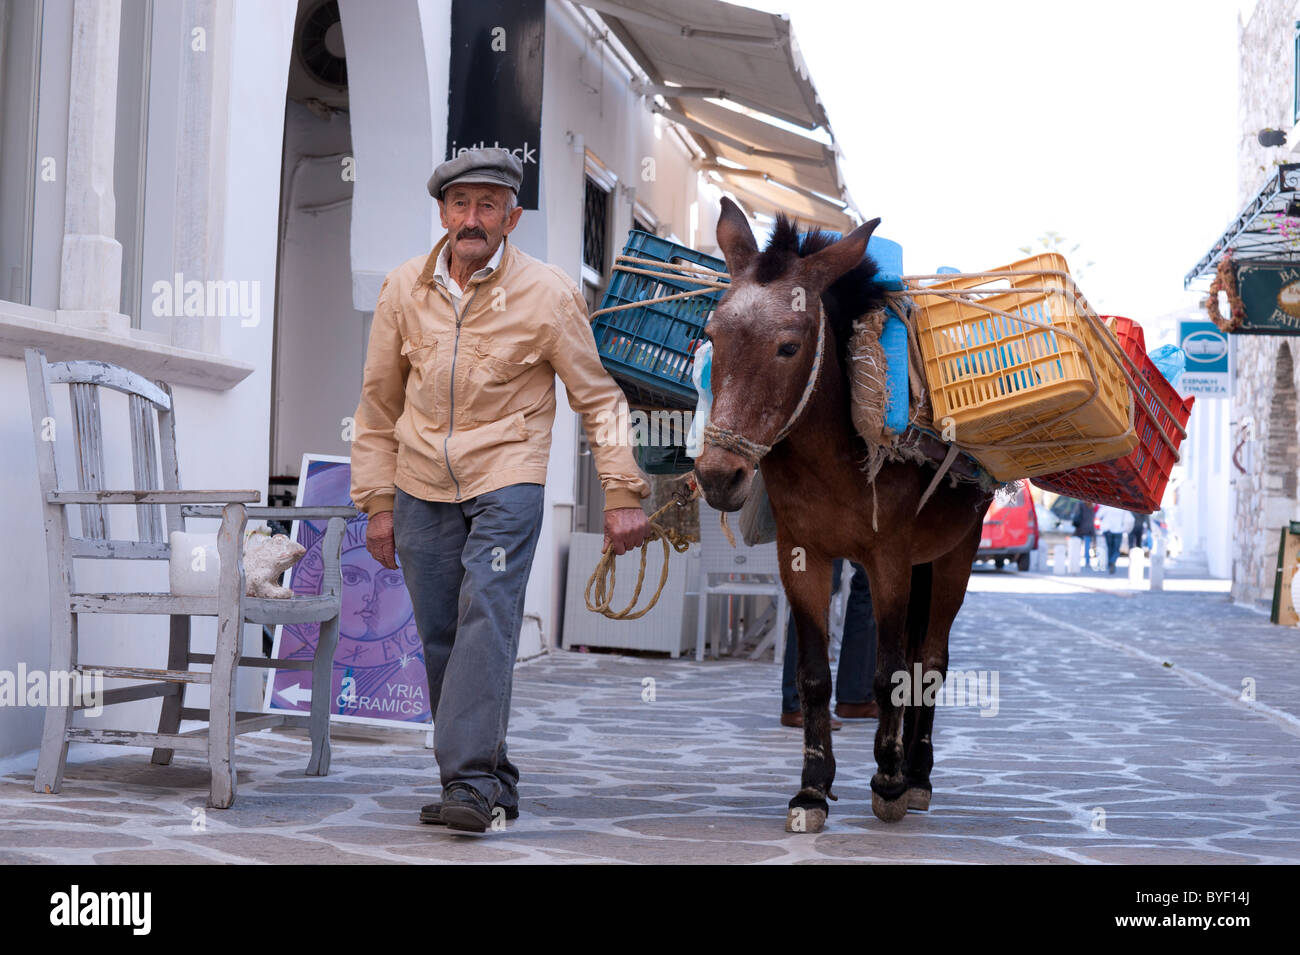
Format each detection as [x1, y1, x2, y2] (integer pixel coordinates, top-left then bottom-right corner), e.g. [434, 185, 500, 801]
[753, 213, 890, 372]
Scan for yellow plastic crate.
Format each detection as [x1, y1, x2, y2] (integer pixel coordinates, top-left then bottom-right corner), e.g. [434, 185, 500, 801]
[909, 253, 1136, 481]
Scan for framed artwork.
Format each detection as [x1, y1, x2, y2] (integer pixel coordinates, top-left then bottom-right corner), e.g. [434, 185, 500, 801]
[262, 454, 432, 727]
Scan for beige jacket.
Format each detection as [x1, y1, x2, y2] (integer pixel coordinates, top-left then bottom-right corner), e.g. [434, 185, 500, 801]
[350, 234, 651, 516]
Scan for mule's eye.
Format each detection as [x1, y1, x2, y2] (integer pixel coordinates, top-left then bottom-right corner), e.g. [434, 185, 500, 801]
[777, 342, 800, 357]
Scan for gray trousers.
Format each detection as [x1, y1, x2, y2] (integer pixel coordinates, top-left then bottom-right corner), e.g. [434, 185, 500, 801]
[393, 483, 545, 808]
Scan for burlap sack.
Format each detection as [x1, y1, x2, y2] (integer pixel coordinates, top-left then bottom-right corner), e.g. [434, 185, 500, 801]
[847, 312, 891, 448]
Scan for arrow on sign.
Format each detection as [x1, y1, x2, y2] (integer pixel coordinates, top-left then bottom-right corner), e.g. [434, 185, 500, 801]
[276, 682, 312, 706]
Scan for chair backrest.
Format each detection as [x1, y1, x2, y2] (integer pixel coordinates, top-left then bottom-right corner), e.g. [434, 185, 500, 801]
[697, 498, 780, 577]
[25, 348, 181, 558]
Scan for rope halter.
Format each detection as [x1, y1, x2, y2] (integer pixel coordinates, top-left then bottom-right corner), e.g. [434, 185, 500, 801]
[701, 302, 827, 466]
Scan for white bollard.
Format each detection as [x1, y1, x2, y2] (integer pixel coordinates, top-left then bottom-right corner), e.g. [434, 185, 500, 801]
[1067, 536, 1082, 574]
[1150, 536, 1165, 591]
[1052, 542, 1068, 576]
[1030, 540, 1046, 572]
[1128, 546, 1146, 586]
[1098, 538, 1110, 574]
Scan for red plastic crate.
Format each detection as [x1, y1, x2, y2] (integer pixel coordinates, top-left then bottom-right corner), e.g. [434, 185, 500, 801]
[1031, 316, 1194, 513]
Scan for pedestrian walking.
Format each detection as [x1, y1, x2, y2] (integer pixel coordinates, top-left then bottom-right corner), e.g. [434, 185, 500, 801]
[1072, 500, 1098, 570]
[350, 147, 651, 832]
[1129, 512, 1148, 551]
[1097, 505, 1135, 575]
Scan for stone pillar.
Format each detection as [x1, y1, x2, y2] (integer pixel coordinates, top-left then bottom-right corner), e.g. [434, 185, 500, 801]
[57, 0, 130, 334]
[170, 0, 232, 354]
[1128, 546, 1145, 587]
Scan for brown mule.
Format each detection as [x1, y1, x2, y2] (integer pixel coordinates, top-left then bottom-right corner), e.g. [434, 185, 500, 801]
[694, 198, 993, 830]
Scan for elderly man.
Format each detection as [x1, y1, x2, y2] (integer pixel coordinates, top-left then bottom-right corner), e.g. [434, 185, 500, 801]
[350, 147, 650, 832]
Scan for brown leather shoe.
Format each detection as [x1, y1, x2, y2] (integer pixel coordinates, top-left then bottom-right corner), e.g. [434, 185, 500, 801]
[780, 710, 843, 731]
[835, 700, 879, 719]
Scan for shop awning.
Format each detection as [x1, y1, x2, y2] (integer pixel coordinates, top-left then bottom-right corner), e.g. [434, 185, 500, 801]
[1185, 163, 1300, 287]
[576, 0, 859, 232]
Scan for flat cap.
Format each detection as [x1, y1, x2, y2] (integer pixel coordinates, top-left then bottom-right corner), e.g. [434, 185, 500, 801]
[428, 147, 524, 199]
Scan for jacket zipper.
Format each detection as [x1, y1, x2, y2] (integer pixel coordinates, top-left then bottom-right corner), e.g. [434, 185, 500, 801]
[444, 284, 481, 501]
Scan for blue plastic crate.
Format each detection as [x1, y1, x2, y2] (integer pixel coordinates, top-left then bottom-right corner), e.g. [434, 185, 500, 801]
[592, 231, 727, 409]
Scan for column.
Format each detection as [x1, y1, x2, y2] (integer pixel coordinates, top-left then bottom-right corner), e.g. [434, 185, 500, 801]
[57, 0, 130, 334]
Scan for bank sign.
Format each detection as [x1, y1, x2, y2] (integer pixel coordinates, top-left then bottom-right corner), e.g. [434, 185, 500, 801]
[1236, 263, 1300, 335]
[1178, 320, 1230, 398]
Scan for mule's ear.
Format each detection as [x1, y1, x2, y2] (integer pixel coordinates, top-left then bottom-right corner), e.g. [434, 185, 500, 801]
[716, 197, 758, 276]
[802, 217, 881, 289]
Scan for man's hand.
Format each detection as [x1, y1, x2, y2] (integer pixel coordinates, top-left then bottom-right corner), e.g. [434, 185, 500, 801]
[366, 510, 398, 570]
[603, 506, 650, 556]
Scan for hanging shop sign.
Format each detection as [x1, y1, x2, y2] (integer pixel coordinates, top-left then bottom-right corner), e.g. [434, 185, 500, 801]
[1178, 319, 1230, 398]
[1233, 262, 1300, 335]
[445, 0, 545, 210]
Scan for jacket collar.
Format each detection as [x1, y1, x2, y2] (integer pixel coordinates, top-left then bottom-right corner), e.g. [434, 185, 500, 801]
[415, 234, 516, 295]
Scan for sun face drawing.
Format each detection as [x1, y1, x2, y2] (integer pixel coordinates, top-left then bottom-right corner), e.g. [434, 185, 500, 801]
[271, 501, 430, 722]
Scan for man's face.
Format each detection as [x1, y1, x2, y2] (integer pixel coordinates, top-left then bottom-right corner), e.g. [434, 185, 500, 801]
[438, 183, 523, 262]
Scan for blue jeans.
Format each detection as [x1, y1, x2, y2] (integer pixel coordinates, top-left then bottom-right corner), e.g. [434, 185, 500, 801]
[392, 483, 545, 808]
[782, 560, 876, 712]
[1103, 531, 1123, 571]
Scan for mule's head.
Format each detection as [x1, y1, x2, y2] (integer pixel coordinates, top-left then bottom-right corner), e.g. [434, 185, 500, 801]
[694, 197, 879, 511]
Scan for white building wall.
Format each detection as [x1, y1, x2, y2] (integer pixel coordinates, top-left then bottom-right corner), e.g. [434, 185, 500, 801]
[0, 0, 296, 758]
[0, 0, 722, 759]
[1230, 0, 1300, 604]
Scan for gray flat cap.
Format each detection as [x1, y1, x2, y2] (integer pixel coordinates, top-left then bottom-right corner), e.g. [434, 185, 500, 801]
[428, 147, 524, 199]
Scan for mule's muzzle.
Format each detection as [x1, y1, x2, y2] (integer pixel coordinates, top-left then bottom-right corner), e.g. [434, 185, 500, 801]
[693, 447, 754, 512]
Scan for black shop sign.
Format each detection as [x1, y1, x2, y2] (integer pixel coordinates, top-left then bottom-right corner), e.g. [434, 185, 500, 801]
[446, 0, 544, 210]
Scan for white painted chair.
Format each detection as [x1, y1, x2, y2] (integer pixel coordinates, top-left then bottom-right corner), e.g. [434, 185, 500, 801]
[694, 499, 788, 663]
[25, 348, 354, 808]
[693, 500, 853, 665]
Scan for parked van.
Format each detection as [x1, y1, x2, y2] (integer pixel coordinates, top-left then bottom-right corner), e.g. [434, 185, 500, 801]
[975, 480, 1039, 571]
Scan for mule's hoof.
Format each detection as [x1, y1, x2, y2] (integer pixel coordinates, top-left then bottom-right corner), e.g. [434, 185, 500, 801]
[872, 790, 909, 823]
[785, 806, 827, 833]
[907, 789, 932, 812]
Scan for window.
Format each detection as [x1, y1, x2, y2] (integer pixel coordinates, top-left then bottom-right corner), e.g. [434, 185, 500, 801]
[582, 175, 609, 275]
[581, 152, 616, 313]
[0, 0, 43, 305]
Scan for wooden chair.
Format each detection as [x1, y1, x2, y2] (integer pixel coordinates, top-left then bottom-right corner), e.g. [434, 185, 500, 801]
[25, 348, 354, 808]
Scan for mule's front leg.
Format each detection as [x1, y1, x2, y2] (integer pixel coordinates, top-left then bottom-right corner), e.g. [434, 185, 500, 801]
[781, 546, 836, 833]
[865, 556, 913, 822]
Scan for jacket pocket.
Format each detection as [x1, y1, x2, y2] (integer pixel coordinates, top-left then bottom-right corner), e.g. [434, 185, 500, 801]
[472, 339, 544, 384]
[401, 336, 446, 428]
[466, 339, 548, 423]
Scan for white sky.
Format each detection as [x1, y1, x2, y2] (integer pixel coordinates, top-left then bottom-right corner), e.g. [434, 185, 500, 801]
[740, 0, 1243, 326]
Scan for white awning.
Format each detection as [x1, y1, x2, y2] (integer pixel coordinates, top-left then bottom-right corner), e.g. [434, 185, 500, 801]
[576, 0, 858, 231]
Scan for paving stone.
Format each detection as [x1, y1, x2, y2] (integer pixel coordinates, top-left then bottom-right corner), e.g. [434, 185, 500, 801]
[174, 833, 392, 864]
[1, 580, 1298, 863]
[93, 849, 224, 865]
[0, 828, 150, 848]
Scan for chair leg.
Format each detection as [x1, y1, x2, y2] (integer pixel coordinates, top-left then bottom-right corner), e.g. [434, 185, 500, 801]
[695, 587, 709, 662]
[35, 609, 76, 794]
[152, 615, 191, 765]
[208, 607, 242, 810]
[306, 616, 339, 776]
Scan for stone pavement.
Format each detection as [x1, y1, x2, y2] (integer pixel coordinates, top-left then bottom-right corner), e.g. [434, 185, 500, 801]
[2, 568, 1298, 864]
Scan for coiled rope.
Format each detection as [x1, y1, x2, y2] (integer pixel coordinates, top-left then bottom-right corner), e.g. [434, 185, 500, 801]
[585, 475, 702, 619]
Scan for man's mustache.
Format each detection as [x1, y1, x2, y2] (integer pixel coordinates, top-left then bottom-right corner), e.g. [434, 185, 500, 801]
[457, 228, 487, 241]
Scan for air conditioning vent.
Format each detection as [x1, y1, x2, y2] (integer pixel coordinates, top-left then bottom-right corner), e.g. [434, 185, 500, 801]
[298, 0, 347, 89]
